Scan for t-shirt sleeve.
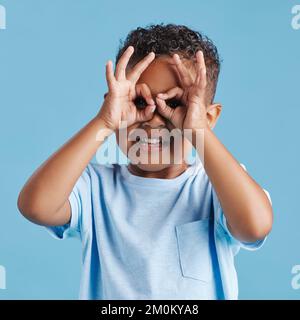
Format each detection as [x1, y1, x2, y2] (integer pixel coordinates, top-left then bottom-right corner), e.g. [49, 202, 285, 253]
[45, 166, 92, 240]
[214, 163, 272, 251]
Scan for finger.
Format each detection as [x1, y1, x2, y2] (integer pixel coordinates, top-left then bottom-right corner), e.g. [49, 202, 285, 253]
[105, 60, 116, 90]
[137, 83, 155, 105]
[173, 54, 194, 87]
[199, 67, 207, 90]
[155, 97, 175, 121]
[115, 46, 134, 80]
[136, 104, 156, 122]
[157, 86, 184, 101]
[196, 51, 207, 89]
[127, 52, 155, 84]
[195, 52, 202, 85]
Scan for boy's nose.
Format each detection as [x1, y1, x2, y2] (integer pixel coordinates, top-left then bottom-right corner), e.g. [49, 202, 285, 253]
[142, 109, 167, 128]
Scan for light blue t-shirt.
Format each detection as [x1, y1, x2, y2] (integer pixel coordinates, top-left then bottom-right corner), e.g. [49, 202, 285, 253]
[47, 159, 269, 300]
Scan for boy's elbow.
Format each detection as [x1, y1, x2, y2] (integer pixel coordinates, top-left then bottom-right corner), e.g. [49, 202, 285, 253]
[230, 205, 273, 243]
[18, 191, 35, 221]
[245, 207, 273, 242]
[249, 218, 272, 242]
[17, 189, 70, 226]
[17, 189, 46, 223]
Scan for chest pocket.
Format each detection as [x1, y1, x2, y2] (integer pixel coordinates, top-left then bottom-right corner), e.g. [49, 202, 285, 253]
[175, 218, 213, 282]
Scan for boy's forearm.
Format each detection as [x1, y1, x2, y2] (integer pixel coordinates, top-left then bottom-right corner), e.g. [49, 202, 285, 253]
[192, 127, 273, 242]
[18, 114, 112, 225]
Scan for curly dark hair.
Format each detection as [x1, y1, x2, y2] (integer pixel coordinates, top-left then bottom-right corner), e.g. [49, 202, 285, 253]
[116, 23, 221, 104]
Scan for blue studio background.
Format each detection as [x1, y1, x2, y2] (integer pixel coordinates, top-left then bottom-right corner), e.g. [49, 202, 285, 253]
[0, 0, 299, 299]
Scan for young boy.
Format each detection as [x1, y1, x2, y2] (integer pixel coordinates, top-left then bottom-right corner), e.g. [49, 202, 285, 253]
[18, 24, 273, 300]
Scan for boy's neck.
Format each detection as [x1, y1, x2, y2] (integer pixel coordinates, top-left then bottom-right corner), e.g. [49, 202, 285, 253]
[127, 163, 190, 179]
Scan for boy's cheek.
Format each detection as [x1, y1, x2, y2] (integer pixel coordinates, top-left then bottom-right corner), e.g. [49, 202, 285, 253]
[116, 124, 140, 153]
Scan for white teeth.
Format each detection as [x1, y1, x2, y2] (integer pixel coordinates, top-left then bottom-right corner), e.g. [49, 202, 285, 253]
[140, 137, 160, 144]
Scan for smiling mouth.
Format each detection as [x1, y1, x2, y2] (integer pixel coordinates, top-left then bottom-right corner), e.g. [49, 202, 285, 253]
[135, 136, 168, 150]
[139, 136, 161, 144]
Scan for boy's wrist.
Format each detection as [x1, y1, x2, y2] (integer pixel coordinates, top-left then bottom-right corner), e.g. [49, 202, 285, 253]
[95, 114, 113, 130]
[96, 96, 120, 132]
[92, 115, 115, 142]
[187, 125, 211, 145]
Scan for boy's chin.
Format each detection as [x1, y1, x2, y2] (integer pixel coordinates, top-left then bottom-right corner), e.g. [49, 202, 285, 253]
[134, 163, 175, 172]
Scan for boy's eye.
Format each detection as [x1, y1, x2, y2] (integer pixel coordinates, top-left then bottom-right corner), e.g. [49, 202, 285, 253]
[167, 99, 182, 109]
[133, 96, 147, 109]
[133, 96, 183, 110]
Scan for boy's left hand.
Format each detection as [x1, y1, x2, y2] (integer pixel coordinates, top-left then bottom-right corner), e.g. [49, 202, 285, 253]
[155, 50, 209, 131]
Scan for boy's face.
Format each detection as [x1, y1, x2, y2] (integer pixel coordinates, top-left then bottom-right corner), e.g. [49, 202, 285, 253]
[116, 55, 194, 172]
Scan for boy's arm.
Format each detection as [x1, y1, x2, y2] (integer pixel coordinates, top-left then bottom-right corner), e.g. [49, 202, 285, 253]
[156, 50, 273, 243]
[193, 127, 273, 243]
[18, 46, 156, 227]
[17, 116, 112, 226]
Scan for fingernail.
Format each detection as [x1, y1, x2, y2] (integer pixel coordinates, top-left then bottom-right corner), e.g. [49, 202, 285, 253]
[151, 106, 156, 113]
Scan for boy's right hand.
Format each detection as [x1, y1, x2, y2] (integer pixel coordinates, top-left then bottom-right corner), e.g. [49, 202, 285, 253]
[97, 46, 156, 131]
[17, 46, 156, 227]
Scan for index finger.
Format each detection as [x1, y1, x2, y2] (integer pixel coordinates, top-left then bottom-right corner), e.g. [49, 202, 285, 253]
[115, 46, 135, 80]
[127, 52, 155, 84]
[195, 50, 207, 89]
[172, 53, 194, 87]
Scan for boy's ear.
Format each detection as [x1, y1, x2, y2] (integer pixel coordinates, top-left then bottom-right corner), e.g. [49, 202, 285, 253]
[206, 103, 222, 129]
[104, 92, 108, 99]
